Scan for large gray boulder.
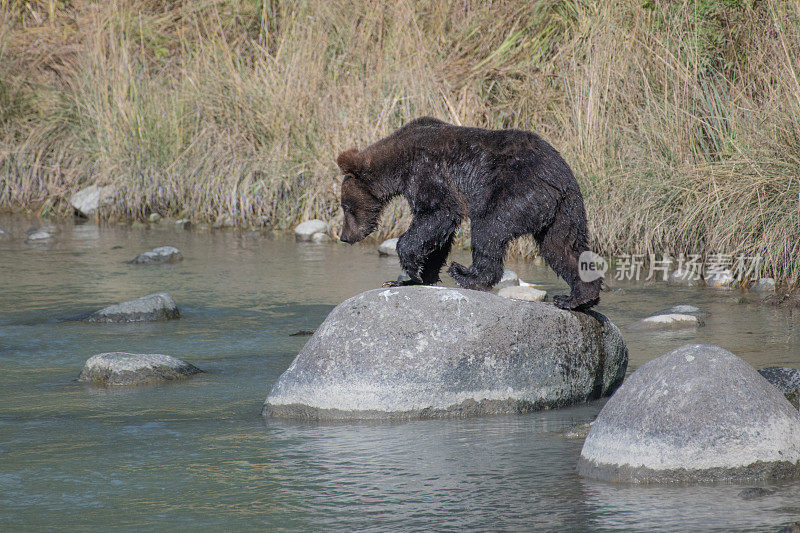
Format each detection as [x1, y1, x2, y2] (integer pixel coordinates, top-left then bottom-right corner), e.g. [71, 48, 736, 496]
[127, 246, 183, 265]
[263, 286, 628, 420]
[70, 185, 115, 217]
[578, 344, 800, 483]
[78, 352, 202, 385]
[83, 292, 180, 323]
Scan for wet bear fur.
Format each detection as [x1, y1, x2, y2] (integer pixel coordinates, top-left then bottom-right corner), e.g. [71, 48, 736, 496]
[336, 117, 601, 311]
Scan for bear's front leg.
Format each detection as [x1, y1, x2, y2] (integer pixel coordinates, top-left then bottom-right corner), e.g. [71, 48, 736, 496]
[384, 212, 459, 288]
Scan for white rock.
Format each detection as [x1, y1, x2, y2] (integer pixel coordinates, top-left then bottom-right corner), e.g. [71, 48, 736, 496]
[378, 238, 399, 256]
[0, 229, 10, 240]
[311, 232, 331, 243]
[70, 185, 115, 217]
[498, 285, 546, 302]
[627, 313, 702, 331]
[578, 344, 800, 483]
[495, 269, 520, 289]
[294, 219, 328, 241]
[706, 270, 735, 288]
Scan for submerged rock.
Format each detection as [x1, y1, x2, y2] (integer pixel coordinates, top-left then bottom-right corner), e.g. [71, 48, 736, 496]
[263, 286, 628, 420]
[737, 487, 775, 500]
[578, 344, 800, 483]
[495, 269, 520, 289]
[83, 292, 180, 323]
[0, 229, 10, 241]
[758, 367, 800, 409]
[378, 238, 399, 256]
[498, 285, 546, 302]
[294, 219, 328, 241]
[127, 246, 183, 265]
[311, 232, 331, 243]
[627, 313, 703, 331]
[751, 278, 776, 294]
[25, 230, 55, 244]
[78, 352, 202, 386]
[70, 185, 115, 217]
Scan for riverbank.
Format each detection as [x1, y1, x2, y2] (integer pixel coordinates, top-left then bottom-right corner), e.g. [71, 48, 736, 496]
[2, 1, 799, 286]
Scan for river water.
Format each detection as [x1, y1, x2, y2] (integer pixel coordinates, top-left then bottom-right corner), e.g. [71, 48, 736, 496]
[1, 215, 799, 531]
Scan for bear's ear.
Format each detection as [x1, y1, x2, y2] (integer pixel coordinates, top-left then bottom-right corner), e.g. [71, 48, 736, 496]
[336, 148, 363, 177]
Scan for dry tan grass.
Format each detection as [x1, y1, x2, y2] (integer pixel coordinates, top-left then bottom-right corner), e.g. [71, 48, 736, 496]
[1, 0, 799, 286]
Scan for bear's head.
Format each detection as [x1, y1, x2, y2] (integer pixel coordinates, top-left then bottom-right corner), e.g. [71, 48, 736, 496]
[337, 148, 383, 244]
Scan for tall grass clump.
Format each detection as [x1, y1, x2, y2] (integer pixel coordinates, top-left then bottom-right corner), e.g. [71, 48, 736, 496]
[1, 0, 799, 286]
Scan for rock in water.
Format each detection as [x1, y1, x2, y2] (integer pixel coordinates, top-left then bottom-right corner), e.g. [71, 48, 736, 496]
[294, 219, 328, 241]
[627, 313, 703, 331]
[263, 286, 628, 420]
[311, 232, 331, 243]
[83, 292, 180, 323]
[78, 352, 202, 385]
[751, 278, 776, 293]
[378, 238, 398, 256]
[495, 269, 520, 289]
[759, 367, 800, 409]
[0, 229, 11, 241]
[127, 246, 183, 265]
[70, 185, 115, 217]
[578, 344, 800, 483]
[24, 230, 55, 244]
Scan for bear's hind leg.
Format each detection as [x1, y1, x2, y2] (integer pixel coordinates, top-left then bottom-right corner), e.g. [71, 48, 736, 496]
[537, 197, 601, 311]
[447, 220, 508, 291]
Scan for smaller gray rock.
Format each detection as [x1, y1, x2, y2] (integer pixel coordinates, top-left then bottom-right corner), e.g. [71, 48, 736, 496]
[213, 214, 234, 228]
[751, 278, 776, 293]
[294, 219, 327, 241]
[378, 238, 398, 256]
[25, 230, 55, 244]
[0, 229, 10, 241]
[175, 219, 192, 229]
[495, 269, 520, 289]
[498, 285, 546, 302]
[84, 292, 180, 323]
[667, 268, 702, 287]
[70, 185, 115, 217]
[78, 352, 202, 386]
[127, 246, 183, 265]
[737, 487, 775, 500]
[759, 367, 800, 409]
[148, 213, 162, 223]
[311, 232, 331, 243]
[706, 270, 735, 288]
[627, 313, 703, 331]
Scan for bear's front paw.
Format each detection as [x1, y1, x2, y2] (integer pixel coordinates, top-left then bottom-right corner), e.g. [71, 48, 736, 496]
[382, 280, 402, 287]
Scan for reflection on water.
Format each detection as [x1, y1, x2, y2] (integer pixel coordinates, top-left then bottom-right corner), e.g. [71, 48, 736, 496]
[0, 214, 799, 530]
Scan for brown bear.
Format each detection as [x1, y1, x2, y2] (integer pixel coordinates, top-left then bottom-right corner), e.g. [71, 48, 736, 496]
[336, 117, 601, 311]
